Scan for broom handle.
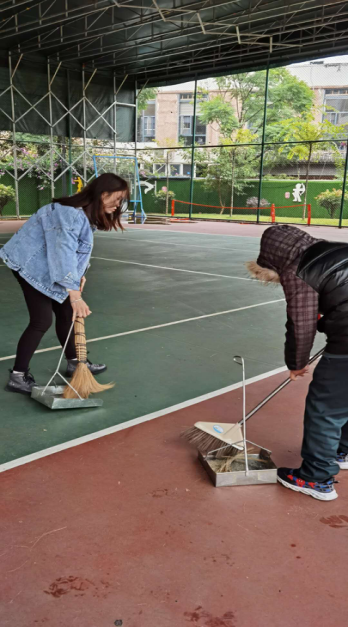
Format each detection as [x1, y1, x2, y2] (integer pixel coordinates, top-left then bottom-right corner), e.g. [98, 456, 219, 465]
[238, 348, 325, 426]
[74, 317, 88, 363]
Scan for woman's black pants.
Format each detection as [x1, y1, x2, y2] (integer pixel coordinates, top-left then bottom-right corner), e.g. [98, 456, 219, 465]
[12, 271, 76, 372]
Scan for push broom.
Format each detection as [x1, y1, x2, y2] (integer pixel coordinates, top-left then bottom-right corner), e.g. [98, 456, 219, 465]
[63, 317, 114, 399]
[182, 348, 324, 457]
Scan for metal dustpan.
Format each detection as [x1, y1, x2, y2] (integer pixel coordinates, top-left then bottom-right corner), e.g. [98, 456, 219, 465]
[31, 322, 104, 410]
[191, 349, 324, 452]
[199, 356, 277, 487]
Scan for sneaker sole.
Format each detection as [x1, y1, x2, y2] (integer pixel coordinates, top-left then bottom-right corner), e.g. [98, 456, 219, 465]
[277, 476, 338, 501]
[338, 461, 348, 470]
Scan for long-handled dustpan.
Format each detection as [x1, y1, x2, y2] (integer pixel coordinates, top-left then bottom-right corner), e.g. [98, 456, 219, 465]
[31, 322, 103, 410]
[184, 348, 325, 455]
[199, 356, 278, 487]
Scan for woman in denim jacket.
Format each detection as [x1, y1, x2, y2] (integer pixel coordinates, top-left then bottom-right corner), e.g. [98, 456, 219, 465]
[0, 173, 129, 395]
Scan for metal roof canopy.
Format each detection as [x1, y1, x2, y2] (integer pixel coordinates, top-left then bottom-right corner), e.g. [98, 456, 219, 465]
[0, 0, 348, 87]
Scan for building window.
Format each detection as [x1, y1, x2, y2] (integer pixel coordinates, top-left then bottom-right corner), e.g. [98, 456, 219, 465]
[170, 164, 181, 176]
[324, 89, 348, 126]
[183, 164, 191, 176]
[154, 164, 165, 175]
[179, 116, 206, 145]
[144, 116, 155, 137]
[179, 92, 207, 146]
[179, 115, 192, 136]
[195, 164, 205, 178]
[138, 100, 156, 141]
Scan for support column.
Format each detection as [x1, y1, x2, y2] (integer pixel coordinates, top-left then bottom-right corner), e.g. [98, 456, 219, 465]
[113, 72, 117, 173]
[134, 79, 138, 210]
[257, 67, 270, 224]
[82, 66, 87, 184]
[47, 59, 55, 199]
[189, 79, 198, 219]
[67, 69, 73, 195]
[339, 140, 348, 228]
[8, 52, 20, 218]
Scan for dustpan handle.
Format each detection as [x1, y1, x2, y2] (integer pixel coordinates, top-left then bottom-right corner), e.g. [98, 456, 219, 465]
[238, 348, 325, 426]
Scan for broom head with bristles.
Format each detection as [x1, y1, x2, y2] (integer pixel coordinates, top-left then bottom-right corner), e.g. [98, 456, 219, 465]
[63, 317, 114, 399]
[181, 421, 244, 458]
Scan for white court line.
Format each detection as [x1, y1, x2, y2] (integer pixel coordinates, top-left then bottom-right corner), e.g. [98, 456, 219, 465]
[126, 226, 261, 239]
[0, 298, 284, 362]
[92, 256, 255, 281]
[0, 362, 288, 473]
[96, 235, 258, 252]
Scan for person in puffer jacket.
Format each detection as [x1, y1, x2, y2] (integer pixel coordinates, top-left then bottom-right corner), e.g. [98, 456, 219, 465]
[248, 224, 348, 501]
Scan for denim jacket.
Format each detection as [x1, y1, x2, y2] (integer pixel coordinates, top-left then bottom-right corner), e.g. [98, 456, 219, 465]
[0, 203, 94, 303]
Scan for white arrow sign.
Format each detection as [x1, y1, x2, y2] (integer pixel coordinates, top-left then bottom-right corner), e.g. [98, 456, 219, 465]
[140, 181, 154, 194]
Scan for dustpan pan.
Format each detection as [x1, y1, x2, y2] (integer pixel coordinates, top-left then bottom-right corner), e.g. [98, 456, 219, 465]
[199, 356, 277, 487]
[31, 322, 103, 410]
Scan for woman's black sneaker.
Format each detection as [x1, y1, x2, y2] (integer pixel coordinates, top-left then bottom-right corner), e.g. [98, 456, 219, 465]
[6, 370, 37, 395]
[66, 359, 107, 377]
[277, 467, 338, 501]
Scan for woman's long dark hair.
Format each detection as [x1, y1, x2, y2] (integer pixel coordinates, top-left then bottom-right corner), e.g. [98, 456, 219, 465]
[54, 173, 130, 231]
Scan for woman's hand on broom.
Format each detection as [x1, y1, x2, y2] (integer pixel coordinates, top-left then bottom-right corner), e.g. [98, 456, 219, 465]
[69, 289, 92, 320]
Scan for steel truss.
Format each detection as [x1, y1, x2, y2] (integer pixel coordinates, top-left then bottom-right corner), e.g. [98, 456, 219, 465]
[0, 53, 135, 217]
[0, 1, 347, 85]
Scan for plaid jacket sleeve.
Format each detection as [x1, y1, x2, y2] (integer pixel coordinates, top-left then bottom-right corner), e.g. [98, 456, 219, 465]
[280, 266, 319, 371]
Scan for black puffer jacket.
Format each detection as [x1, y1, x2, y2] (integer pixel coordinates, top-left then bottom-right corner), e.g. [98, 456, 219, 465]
[297, 240, 348, 355]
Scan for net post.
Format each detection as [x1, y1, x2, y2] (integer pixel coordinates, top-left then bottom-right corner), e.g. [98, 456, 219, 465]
[307, 204, 311, 226]
[171, 199, 175, 217]
[271, 203, 275, 223]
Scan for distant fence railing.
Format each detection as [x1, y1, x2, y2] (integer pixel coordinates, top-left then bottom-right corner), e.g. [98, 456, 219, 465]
[171, 199, 312, 224]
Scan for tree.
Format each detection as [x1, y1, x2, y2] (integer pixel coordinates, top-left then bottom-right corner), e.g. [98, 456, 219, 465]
[195, 67, 314, 213]
[198, 68, 314, 139]
[315, 188, 348, 220]
[155, 188, 175, 213]
[278, 113, 346, 217]
[246, 196, 270, 208]
[137, 87, 158, 114]
[193, 130, 259, 214]
[0, 183, 15, 215]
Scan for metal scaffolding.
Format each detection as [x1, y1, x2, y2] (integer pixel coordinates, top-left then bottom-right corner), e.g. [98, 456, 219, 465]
[0, 53, 136, 218]
[0, 1, 348, 87]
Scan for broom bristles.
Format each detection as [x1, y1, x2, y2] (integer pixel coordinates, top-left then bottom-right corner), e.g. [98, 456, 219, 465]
[62, 316, 114, 399]
[181, 426, 240, 458]
[63, 362, 114, 399]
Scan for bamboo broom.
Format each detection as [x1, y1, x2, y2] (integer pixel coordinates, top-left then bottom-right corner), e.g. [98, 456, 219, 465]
[63, 317, 114, 399]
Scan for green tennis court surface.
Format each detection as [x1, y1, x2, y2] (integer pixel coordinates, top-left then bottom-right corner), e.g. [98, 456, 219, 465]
[0, 227, 324, 466]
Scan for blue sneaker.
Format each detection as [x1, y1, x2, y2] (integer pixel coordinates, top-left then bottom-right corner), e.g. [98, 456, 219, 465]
[277, 467, 338, 501]
[337, 451, 348, 470]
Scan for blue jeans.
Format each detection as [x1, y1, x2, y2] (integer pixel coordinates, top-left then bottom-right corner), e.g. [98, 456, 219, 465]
[300, 353, 348, 481]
